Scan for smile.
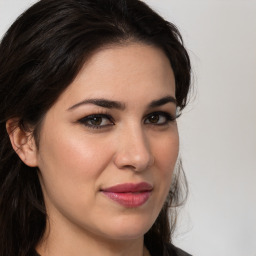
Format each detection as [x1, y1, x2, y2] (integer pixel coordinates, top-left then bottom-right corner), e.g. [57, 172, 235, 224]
[101, 182, 153, 208]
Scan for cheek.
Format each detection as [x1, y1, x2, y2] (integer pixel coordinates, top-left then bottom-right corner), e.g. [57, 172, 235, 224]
[37, 129, 116, 224]
[153, 130, 179, 178]
[40, 129, 110, 172]
[151, 129, 179, 204]
[148, 130, 179, 220]
[37, 126, 115, 200]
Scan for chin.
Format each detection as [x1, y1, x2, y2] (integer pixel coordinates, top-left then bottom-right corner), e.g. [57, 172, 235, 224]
[100, 214, 155, 241]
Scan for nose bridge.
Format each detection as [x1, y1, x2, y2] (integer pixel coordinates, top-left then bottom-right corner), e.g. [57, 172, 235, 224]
[114, 122, 154, 171]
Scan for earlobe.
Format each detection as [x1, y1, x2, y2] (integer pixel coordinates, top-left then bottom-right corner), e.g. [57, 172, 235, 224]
[6, 119, 38, 167]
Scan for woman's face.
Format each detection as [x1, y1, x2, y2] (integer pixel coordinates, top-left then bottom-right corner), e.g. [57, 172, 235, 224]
[35, 43, 179, 242]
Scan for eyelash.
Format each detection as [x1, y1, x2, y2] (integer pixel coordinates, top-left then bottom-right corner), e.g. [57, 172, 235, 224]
[78, 114, 114, 129]
[144, 111, 176, 126]
[78, 111, 176, 130]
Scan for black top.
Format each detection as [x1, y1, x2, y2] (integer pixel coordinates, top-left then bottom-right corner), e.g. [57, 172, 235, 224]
[166, 244, 192, 256]
[148, 243, 192, 256]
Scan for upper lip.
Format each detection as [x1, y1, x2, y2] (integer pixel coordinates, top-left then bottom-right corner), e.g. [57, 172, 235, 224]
[101, 182, 153, 193]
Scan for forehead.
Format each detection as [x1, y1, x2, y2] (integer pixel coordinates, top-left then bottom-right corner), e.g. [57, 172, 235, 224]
[56, 43, 175, 107]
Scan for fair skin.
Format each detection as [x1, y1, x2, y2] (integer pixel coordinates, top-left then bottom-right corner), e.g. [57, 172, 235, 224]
[7, 43, 178, 256]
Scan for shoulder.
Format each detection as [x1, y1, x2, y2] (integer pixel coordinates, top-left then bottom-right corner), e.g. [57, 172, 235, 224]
[166, 243, 192, 256]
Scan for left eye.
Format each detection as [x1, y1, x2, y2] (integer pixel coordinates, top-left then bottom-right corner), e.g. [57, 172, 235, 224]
[79, 114, 114, 128]
[144, 112, 175, 125]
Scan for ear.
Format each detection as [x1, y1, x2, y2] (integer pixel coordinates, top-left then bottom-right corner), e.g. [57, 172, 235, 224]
[6, 119, 38, 167]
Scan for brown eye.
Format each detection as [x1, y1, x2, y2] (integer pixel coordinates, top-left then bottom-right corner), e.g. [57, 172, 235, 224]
[144, 112, 175, 125]
[89, 116, 103, 126]
[79, 114, 114, 129]
[148, 114, 159, 124]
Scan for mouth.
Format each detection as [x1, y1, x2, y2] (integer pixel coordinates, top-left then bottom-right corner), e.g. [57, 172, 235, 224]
[101, 182, 153, 208]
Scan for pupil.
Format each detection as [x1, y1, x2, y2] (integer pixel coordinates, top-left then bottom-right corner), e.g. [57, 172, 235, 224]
[91, 117, 102, 125]
[150, 115, 159, 123]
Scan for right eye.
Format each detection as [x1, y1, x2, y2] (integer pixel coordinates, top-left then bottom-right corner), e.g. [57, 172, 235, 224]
[78, 114, 114, 129]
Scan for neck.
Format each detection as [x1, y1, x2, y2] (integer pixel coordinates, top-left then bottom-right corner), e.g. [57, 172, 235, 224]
[36, 218, 148, 256]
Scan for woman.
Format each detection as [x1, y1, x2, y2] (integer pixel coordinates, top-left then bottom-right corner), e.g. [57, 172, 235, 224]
[0, 0, 191, 255]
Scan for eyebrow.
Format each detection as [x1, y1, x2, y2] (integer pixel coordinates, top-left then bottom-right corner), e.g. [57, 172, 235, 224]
[148, 96, 177, 108]
[67, 96, 176, 111]
[67, 98, 125, 111]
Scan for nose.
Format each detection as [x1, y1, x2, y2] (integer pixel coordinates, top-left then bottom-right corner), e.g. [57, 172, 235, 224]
[113, 125, 154, 172]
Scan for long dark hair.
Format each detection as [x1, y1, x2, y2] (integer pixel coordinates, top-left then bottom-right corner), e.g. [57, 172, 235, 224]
[0, 0, 191, 255]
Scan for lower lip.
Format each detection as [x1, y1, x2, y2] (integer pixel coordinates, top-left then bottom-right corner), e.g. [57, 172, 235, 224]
[102, 191, 151, 208]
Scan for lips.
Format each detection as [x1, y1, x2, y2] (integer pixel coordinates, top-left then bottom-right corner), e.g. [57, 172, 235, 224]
[101, 182, 153, 208]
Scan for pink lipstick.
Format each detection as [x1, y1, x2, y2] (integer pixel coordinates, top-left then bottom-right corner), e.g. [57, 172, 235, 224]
[101, 182, 153, 208]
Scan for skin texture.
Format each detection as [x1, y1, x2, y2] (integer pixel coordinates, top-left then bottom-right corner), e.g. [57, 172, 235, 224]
[9, 43, 179, 256]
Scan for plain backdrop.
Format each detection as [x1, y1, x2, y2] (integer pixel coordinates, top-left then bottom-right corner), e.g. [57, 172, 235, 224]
[0, 1, 256, 256]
